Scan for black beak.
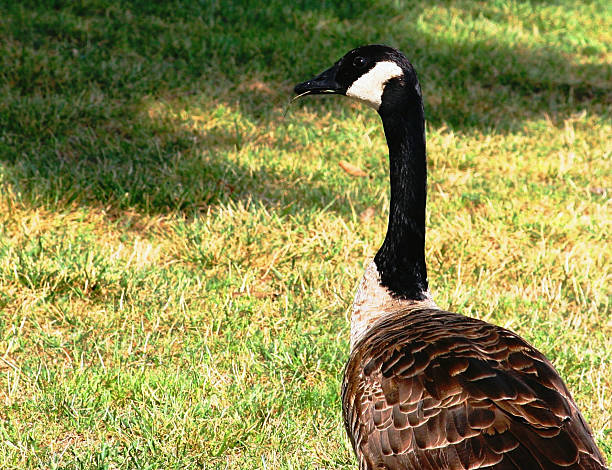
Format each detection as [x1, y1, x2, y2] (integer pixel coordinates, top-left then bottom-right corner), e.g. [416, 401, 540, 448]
[294, 63, 344, 97]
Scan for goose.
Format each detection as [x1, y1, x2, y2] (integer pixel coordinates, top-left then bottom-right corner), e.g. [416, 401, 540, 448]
[294, 45, 607, 470]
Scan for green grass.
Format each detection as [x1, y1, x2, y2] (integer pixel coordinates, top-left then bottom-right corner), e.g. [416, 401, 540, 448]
[0, 0, 610, 468]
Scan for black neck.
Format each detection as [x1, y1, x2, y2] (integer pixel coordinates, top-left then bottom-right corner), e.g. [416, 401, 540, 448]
[374, 82, 428, 300]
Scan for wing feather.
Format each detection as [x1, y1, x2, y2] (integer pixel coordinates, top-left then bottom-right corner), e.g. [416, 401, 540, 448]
[342, 308, 607, 469]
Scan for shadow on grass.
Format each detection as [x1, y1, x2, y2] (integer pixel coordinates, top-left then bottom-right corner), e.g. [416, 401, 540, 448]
[0, 0, 609, 215]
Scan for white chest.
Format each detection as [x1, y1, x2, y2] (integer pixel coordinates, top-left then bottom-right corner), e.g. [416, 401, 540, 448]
[350, 260, 438, 350]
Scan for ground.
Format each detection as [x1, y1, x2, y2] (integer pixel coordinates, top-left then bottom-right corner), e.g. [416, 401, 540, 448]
[0, 1, 610, 468]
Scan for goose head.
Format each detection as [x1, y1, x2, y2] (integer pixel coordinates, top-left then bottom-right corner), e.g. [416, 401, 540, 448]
[294, 44, 422, 113]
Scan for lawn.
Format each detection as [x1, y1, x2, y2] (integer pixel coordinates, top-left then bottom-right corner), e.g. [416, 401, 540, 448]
[0, 0, 610, 468]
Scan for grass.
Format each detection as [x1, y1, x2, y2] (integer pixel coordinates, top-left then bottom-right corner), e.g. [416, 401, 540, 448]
[0, 0, 610, 468]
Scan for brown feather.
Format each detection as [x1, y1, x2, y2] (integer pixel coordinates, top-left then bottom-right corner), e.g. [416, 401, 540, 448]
[342, 308, 608, 470]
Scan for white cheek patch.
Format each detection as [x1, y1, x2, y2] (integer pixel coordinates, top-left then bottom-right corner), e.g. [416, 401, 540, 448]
[346, 61, 403, 110]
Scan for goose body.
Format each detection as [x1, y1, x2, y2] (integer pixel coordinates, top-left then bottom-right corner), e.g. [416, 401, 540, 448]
[294, 45, 607, 470]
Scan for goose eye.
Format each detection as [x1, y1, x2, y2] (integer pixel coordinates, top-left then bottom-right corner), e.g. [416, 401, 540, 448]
[352, 56, 367, 69]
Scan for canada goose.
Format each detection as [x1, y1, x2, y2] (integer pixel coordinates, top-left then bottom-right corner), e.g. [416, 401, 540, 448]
[294, 45, 607, 470]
